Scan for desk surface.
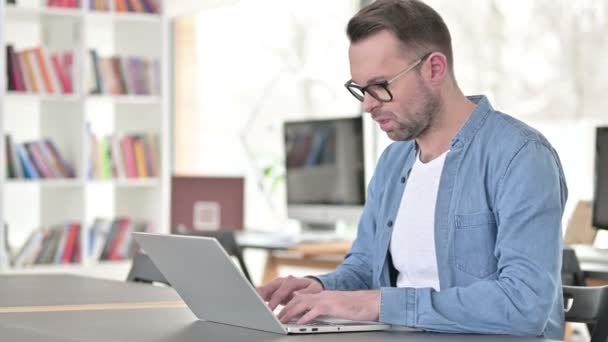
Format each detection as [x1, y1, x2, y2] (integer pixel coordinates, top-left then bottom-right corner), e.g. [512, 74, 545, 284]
[0, 307, 559, 342]
[0, 274, 180, 307]
[0, 274, 560, 342]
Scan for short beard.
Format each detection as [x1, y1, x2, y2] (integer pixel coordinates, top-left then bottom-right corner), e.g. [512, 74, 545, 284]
[390, 86, 441, 141]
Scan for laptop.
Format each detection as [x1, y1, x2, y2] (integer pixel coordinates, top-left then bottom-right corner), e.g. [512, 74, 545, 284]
[133, 232, 391, 334]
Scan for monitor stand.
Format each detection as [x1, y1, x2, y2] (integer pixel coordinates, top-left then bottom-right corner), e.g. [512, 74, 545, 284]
[298, 220, 350, 243]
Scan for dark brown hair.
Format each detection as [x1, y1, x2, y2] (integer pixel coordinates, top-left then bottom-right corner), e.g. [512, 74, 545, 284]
[347, 0, 453, 71]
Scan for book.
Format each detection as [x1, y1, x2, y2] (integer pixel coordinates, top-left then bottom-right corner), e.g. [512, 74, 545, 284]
[62, 52, 74, 93]
[7, 45, 26, 91]
[127, 0, 144, 12]
[61, 223, 80, 264]
[33, 47, 55, 94]
[115, 0, 127, 12]
[142, 135, 158, 177]
[50, 53, 71, 94]
[6, 46, 15, 91]
[26, 50, 46, 93]
[89, 49, 103, 94]
[121, 135, 137, 178]
[25, 142, 55, 178]
[43, 139, 76, 178]
[5, 135, 15, 178]
[15, 143, 40, 179]
[13, 230, 43, 267]
[20, 51, 38, 92]
[132, 136, 148, 177]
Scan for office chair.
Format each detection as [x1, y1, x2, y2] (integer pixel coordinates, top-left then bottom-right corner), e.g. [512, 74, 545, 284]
[126, 253, 170, 286]
[563, 285, 608, 342]
[562, 248, 586, 286]
[182, 230, 253, 284]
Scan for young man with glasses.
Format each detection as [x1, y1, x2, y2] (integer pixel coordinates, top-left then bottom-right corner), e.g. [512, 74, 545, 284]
[257, 0, 567, 339]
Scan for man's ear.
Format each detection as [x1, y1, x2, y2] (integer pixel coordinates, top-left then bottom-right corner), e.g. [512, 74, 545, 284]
[424, 52, 449, 86]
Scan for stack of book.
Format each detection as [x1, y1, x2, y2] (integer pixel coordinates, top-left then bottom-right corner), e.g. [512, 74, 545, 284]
[87, 49, 160, 96]
[5, 45, 74, 94]
[114, 0, 159, 14]
[87, 128, 159, 179]
[13, 222, 82, 267]
[47, 0, 80, 9]
[5, 135, 76, 179]
[88, 217, 152, 261]
[11, 217, 153, 267]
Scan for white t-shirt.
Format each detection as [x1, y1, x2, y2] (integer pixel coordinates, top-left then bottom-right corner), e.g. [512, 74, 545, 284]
[390, 150, 448, 290]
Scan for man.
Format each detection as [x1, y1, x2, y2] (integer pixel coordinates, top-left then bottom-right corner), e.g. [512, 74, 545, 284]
[257, 0, 567, 339]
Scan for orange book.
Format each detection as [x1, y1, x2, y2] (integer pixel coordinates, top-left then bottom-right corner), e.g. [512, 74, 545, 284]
[33, 47, 55, 94]
[20, 51, 39, 92]
[115, 0, 126, 12]
[132, 137, 148, 177]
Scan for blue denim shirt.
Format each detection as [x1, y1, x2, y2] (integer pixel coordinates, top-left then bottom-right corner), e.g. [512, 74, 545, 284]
[316, 96, 567, 340]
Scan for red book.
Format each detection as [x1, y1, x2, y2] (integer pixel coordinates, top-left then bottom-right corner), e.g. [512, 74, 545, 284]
[121, 135, 138, 178]
[62, 52, 74, 94]
[62, 223, 80, 263]
[50, 54, 72, 94]
[109, 218, 131, 260]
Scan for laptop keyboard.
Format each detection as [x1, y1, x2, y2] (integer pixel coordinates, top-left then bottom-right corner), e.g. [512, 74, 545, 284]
[288, 320, 335, 326]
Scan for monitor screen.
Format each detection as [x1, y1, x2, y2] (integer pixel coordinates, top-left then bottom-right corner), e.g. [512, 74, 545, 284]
[594, 127, 608, 229]
[284, 116, 365, 227]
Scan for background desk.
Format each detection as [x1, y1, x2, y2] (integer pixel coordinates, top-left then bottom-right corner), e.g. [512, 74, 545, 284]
[571, 245, 608, 284]
[236, 232, 351, 284]
[0, 274, 560, 342]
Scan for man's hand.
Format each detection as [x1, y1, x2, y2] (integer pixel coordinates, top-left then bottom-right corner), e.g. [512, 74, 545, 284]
[256, 276, 323, 311]
[277, 290, 380, 324]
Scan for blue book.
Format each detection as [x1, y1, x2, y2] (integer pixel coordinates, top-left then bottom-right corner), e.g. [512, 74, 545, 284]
[15, 143, 39, 179]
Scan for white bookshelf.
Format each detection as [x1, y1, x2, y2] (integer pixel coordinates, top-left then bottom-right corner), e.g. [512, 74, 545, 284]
[0, 0, 170, 277]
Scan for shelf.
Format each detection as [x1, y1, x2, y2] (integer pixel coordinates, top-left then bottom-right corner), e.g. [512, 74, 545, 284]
[86, 95, 161, 104]
[5, 92, 81, 103]
[1, 0, 169, 281]
[5, 5, 82, 21]
[88, 179, 160, 187]
[4, 179, 82, 187]
[86, 11, 162, 23]
[4, 93, 160, 104]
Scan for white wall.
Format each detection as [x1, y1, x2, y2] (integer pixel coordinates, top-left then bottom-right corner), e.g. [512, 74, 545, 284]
[172, 0, 608, 234]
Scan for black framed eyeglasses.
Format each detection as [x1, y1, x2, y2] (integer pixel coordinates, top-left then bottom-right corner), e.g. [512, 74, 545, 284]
[344, 52, 432, 103]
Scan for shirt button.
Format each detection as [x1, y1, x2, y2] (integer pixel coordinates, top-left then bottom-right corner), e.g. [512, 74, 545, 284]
[387, 220, 393, 228]
[400, 176, 406, 183]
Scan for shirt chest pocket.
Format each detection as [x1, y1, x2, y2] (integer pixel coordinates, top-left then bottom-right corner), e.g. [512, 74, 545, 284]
[453, 212, 498, 278]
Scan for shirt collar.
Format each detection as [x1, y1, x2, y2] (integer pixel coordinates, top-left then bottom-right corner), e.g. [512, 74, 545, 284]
[450, 95, 493, 149]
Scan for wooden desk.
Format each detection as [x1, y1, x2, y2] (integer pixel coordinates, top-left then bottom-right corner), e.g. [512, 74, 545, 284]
[0, 274, 561, 341]
[236, 232, 352, 284]
[261, 240, 352, 284]
[571, 245, 608, 285]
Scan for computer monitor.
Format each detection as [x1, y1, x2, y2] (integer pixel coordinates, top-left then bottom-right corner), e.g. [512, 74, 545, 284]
[284, 116, 365, 231]
[593, 127, 608, 230]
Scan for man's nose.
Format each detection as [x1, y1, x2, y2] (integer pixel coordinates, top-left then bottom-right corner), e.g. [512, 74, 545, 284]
[362, 93, 381, 113]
